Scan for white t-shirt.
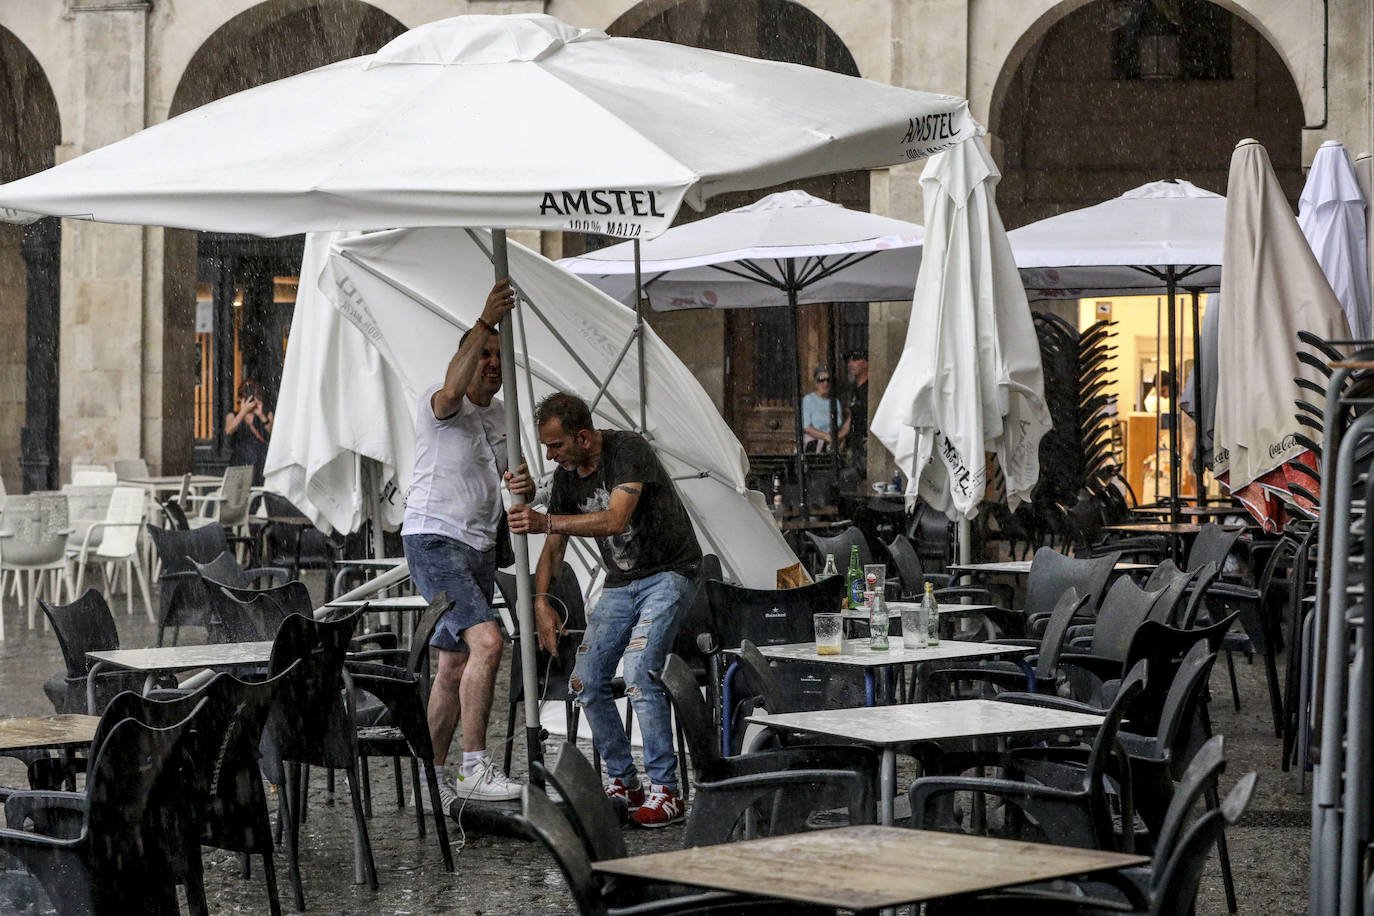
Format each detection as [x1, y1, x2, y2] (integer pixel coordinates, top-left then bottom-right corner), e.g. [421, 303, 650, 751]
[401, 383, 508, 551]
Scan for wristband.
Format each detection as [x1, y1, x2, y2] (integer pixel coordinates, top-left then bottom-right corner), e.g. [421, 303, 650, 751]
[474, 316, 497, 335]
[546, 514, 554, 535]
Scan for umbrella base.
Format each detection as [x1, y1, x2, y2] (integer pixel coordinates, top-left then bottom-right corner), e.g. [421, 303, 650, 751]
[448, 797, 529, 839]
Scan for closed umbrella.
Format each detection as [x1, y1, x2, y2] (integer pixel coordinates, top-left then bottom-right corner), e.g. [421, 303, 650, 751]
[1298, 140, 1370, 339]
[872, 135, 1050, 554]
[0, 12, 979, 767]
[559, 189, 924, 510]
[1213, 139, 1350, 531]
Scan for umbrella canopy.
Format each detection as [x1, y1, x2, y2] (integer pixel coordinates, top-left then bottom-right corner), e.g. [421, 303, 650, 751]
[1298, 140, 1370, 339]
[0, 14, 977, 239]
[1214, 139, 1350, 530]
[279, 226, 797, 590]
[556, 189, 924, 309]
[1008, 179, 1225, 297]
[872, 136, 1050, 521]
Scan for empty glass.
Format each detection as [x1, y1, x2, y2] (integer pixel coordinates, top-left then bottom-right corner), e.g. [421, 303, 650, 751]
[813, 612, 843, 655]
[901, 603, 927, 649]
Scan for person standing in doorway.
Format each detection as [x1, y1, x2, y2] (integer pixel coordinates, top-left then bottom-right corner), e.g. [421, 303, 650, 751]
[225, 379, 274, 485]
[843, 349, 869, 476]
[509, 392, 701, 828]
[401, 277, 537, 810]
[801, 365, 849, 452]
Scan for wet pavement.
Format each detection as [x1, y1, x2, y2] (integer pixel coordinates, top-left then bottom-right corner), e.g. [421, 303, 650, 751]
[0, 572, 1307, 914]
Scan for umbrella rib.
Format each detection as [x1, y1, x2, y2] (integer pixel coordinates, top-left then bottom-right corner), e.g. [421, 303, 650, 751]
[709, 260, 787, 290]
[464, 229, 640, 429]
[806, 251, 880, 285]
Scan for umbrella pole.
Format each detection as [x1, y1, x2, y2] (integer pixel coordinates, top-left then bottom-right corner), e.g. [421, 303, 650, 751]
[1190, 289, 1206, 506]
[828, 303, 841, 486]
[634, 238, 648, 433]
[492, 229, 543, 778]
[1166, 269, 1181, 532]
[788, 284, 811, 522]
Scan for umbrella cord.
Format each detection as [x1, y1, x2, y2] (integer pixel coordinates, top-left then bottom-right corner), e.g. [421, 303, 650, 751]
[451, 593, 571, 852]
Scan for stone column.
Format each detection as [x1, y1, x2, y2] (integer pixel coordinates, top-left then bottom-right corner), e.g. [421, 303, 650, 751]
[20, 218, 59, 493]
[58, 0, 150, 474]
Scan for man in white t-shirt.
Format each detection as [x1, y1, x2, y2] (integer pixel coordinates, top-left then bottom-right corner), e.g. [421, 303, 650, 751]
[401, 277, 541, 808]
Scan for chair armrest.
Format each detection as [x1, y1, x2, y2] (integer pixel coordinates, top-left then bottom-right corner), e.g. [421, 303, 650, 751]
[4, 790, 86, 838]
[244, 566, 291, 586]
[1055, 652, 1124, 681]
[995, 692, 1107, 715]
[932, 586, 998, 604]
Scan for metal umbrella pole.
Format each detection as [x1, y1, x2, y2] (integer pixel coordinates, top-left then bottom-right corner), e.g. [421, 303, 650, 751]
[787, 277, 811, 521]
[1189, 288, 1206, 506]
[1166, 266, 1181, 529]
[634, 238, 648, 433]
[491, 229, 543, 774]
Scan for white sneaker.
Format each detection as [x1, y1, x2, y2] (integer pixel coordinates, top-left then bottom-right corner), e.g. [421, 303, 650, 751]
[452, 758, 522, 802]
[437, 778, 459, 815]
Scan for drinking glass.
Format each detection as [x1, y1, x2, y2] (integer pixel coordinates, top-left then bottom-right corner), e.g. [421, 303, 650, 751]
[813, 612, 843, 655]
[901, 603, 926, 649]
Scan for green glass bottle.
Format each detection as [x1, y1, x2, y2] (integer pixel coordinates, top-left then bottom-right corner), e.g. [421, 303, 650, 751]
[844, 545, 863, 610]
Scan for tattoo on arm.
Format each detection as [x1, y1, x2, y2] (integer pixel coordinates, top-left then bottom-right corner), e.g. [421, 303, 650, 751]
[612, 483, 642, 496]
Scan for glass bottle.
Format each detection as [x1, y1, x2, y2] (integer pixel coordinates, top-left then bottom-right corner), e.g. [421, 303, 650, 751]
[869, 591, 889, 650]
[819, 553, 838, 580]
[923, 581, 940, 646]
[843, 545, 863, 610]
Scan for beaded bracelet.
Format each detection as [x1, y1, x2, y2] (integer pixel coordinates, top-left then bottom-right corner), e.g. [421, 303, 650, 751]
[474, 316, 497, 335]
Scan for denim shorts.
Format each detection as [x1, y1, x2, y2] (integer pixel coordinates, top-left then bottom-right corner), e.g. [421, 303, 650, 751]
[402, 532, 498, 652]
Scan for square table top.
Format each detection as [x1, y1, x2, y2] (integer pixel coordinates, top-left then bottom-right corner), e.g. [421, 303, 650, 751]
[593, 825, 1146, 912]
[948, 559, 1155, 575]
[87, 641, 274, 673]
[740, 640, 1032, 669]
[748, 698, 1103, 747]
[0, 715, 100, 752]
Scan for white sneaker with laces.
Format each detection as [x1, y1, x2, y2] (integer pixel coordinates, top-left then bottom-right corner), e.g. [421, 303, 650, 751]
[437, 778, 459, 815]
[452, 757, 522, 802]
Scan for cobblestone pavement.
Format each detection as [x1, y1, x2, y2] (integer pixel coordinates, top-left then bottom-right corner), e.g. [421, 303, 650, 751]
[0, 572, 1307, 914]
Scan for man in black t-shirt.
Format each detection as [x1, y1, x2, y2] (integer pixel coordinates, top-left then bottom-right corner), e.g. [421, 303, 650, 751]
[509, 392, 700, 828]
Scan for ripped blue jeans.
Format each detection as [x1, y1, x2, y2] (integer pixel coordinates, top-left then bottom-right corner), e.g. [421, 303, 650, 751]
[571, 570, 693, 791]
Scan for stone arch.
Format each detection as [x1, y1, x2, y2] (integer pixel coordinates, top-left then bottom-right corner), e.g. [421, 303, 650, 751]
[0, 25, 61, 491]
[979, 0, 1319, 138]
[988, 0, 1307, 229]
[163, 0, 407, 469]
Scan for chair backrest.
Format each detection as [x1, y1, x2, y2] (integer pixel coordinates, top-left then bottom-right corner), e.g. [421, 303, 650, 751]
[72, 470, 118, 487]
[496, 563, 586, 704]
[705, 576, 856, 709]
[218, 465, 254, 527]
[176, 471, 192, 507]
[191, 551, 255, 589]
[40, 588, 121, 677]
[406, 595, 453, 673]
[62, 484, 114, 527]
[1034, 588, 1093, 682]
[259, 607, 361, 779]
[1177, 561, 1221, 628]
[1184, 523, 1242, 574]
[884, 534, 925, 598]
[1150, 760, 1256, 913]
[95, 486, 147, 559]
[1148, 733, 1226, 878]
[1121, 612, 1237, 735]
[114, 458, 150, 479]
[517, 785, 601, 915]
[536, 742, 628, 862]
[735, 639, 794, 715]
[1091, 575, 1178, 662]
[496, 561, 588, 634]
[1, 493, 69, 564]
[705, 576, 846, 649]
[1081, 660, 1148, 850]
[658, 652, 723, 780]
[84, 707, 203, 902]
[672, 553, 722, 664]
[1150, 638, 1219, 767]
[805, 525, 872, 568]
[147, 522, 231, 576]
[217, 579, 314, 643]
[1023, 547, 1119, 620]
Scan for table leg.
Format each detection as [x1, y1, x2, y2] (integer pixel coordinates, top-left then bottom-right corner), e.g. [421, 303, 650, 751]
[86, 661, 105, 715]
[721, 661, 742, 757]
[880, 747, 896, 826]
[865, 671, 875, 707]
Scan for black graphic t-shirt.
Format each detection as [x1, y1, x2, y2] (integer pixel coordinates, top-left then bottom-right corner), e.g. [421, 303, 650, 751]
[548, 430, 701, 588]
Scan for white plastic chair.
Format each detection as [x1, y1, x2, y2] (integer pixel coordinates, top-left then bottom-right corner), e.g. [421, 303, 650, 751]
[0, 493, 74, 631]
[62, 484, 115, 553]
[69, 462, 110, 479]
[113, 458, 149, 480]
[69, 486, 153, 621]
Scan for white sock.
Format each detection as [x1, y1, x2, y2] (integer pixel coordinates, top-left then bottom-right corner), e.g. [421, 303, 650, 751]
[460, 750, 487, 778]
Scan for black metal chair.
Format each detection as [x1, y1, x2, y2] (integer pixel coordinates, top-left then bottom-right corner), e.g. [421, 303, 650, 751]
[0, 705, 202, 916]
[655, 653, 877, 848]
[804, 524, 872, 567]
[259, 607, 375, 907]
[259, 493, 344, 598]
[344, 595, 454, 872]
[38, 589, 168, 715]
[1020, 547, 1121, 637]
[146, 522, 232, 646]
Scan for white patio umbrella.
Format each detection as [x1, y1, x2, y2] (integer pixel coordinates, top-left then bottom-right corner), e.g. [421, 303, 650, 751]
[1298, 140, 1370, 339]
[1213, 139, 1349, 531]
[1007, 179, 1227, 516]
[558, 189, 924, 509]
[872, 135, 1050, 556]
[0, 12, 979, 767]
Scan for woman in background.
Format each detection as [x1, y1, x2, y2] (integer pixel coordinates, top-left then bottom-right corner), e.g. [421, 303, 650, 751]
[226, 379, 274, 485]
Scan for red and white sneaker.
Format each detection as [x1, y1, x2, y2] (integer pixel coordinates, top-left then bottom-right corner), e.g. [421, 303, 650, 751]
[604, 777, 645, 809]
[630, 785, 684, 828]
